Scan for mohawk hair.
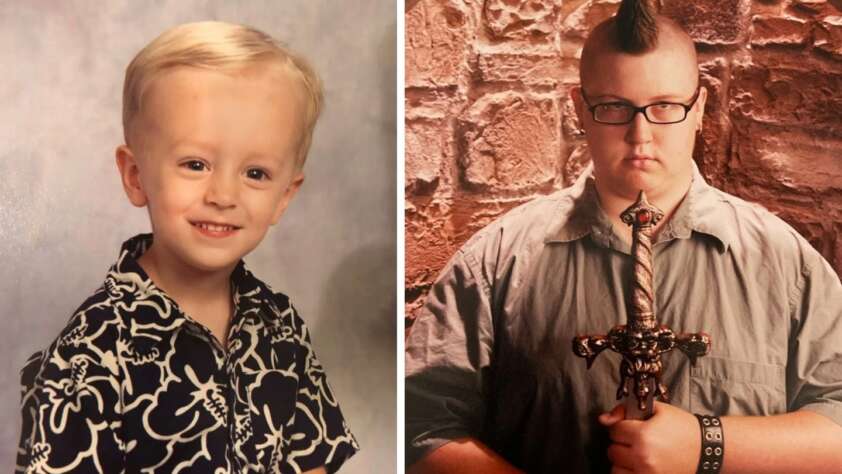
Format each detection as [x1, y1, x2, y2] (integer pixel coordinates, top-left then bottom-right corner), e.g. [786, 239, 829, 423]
[615, 0, 661, 53]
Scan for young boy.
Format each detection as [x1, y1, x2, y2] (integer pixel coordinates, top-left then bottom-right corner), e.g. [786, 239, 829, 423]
[17, 22, 358, 473]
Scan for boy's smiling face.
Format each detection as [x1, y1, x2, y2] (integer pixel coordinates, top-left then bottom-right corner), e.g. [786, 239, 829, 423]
[117, 65, 306, 274]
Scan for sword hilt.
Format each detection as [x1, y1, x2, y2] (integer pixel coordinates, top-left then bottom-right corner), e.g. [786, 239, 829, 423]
[572, 190, 712, 419]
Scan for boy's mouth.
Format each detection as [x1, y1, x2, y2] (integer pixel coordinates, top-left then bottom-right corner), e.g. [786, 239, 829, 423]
[189, 221, 242, 233]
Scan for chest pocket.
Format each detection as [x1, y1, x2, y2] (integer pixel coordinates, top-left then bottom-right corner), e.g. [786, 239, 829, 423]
[689, 356, 786, 416]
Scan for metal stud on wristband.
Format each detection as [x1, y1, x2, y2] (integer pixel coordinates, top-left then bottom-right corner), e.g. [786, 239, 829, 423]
[694, 414, 724, 473]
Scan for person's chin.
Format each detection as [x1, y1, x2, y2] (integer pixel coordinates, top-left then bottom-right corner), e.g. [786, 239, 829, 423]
[183, 250, 242, 274]
[617, 169, 664, 198]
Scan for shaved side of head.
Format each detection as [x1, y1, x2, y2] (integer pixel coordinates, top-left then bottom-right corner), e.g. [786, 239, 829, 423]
[579, 2, 699, 86]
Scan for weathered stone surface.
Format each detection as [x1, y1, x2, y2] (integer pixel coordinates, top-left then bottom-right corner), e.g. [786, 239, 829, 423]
[562, 0, 621, 40]
[483, 0, 559, 41]
[662, 0, 748, 45]
[695, 58, 731, 187]
[405, 199, 455, 293]
[406, 0, 469, 88]
[406, 120, 449, 194]
[699, 58, 729, 115]
[458, 92, 560, 192]
[814, 16, 842, 59]
[563, 142, 592, 187]
[405, 88, 461, 121]
[476, 51, 566, 86]
[730, 121, 842, 193]
[449, 194, 532, 244]
[750, 14, 811, 46]
[791, 0, 834, 15]
[561, 91, 582, 138]
[730, 61, 842, 137]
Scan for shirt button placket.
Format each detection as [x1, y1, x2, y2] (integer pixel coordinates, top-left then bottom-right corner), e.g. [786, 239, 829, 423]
[225, 355, 241, 471]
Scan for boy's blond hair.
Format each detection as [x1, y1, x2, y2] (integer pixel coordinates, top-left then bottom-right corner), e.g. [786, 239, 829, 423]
[123, 21, 323, 169]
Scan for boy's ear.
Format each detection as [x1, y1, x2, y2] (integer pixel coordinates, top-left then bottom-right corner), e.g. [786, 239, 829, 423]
[115, 145, 148, 207]
[270, 172, 305, 225]
[695, 86, 708, 133]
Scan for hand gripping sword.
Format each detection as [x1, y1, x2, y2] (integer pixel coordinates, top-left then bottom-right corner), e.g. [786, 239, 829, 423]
[572, 190, 711, 420]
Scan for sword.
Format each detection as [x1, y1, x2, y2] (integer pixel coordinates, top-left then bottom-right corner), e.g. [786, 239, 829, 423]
[572, 190, 711, 420]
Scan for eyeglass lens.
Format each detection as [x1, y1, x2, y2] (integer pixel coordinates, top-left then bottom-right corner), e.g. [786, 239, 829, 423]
[594, 103, 687, 124]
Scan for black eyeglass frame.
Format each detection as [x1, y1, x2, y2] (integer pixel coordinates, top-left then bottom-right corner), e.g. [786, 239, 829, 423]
[580, 86, 702, 125]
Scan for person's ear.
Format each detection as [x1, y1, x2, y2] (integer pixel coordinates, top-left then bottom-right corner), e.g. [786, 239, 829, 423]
[115, 145, 148, 207]
[695, 86, 708, 133]
[270, 172, 305, 225]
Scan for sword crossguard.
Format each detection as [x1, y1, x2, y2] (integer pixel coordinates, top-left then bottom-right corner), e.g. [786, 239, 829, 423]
[573, 323, 679, 406]
[676, 332, 712, 366]
[573, 334, 610, 369]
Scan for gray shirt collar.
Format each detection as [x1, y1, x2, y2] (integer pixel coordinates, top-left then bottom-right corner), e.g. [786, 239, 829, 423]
[544, 162, 734, 253]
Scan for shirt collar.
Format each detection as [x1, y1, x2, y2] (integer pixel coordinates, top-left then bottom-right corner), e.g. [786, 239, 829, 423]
[544, 162, 734, 253]
[104, 233, 283, 344]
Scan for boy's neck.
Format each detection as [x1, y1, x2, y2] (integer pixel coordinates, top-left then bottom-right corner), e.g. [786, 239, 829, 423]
[137, 243, 236, 347]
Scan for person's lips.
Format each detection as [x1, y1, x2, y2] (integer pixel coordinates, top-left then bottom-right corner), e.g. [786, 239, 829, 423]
[189, 220, 242, 237]
[624, 154, 658, 168]
[625, 154, 655, 162]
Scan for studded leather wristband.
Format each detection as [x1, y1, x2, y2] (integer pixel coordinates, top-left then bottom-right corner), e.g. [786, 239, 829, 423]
[694, 414, 724, 473]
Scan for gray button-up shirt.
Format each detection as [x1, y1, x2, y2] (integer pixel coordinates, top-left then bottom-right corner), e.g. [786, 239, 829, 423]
[405, 165, 842, 473]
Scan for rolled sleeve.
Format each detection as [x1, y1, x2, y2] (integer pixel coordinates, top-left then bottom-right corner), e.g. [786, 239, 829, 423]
[787, 250, 842, 426]
[405, 248, 496, 466]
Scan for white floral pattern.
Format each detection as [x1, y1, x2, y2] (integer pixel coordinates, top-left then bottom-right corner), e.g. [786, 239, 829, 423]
[17, 234, 358, 473]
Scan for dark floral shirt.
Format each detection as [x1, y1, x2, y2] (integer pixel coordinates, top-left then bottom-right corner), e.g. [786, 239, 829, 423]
[17, 234, 358, 473]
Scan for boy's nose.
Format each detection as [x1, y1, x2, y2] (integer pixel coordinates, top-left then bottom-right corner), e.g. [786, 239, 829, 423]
[624, 111, 654, 145]
[205, 174, 238, 208]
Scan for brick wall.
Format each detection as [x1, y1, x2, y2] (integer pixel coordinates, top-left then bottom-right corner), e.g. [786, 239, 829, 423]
[405, 0, 842, 323]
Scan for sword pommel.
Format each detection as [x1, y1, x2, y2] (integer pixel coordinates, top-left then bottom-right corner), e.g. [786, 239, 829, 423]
[620, 191, 664, 230]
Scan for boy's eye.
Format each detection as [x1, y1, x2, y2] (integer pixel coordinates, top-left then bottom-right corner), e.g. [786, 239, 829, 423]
[182, 160, 207, 172]
[246, 168, 269, 181]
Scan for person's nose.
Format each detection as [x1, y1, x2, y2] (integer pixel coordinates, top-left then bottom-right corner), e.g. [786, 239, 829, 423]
[624, 110, 654, 145]
[205, 171, 238, 208]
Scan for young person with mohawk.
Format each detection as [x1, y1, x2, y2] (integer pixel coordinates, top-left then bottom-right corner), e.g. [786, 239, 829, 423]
[405, 1, 842, 473]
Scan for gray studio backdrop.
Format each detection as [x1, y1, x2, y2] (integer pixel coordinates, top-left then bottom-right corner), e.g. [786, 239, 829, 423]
[0, 2, 396, 472]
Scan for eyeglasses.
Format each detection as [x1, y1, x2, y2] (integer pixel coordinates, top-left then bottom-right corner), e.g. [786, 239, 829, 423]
[580, 87, 701, 125]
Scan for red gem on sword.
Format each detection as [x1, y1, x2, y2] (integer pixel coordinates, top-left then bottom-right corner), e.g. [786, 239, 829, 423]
[572, 190, 711, 420]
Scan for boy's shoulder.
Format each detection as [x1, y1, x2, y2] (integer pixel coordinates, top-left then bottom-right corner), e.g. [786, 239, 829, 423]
[21, 285, 124, 388]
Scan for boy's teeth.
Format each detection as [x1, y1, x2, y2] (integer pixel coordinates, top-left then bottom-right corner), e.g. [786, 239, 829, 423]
[196, 222, 234, 231]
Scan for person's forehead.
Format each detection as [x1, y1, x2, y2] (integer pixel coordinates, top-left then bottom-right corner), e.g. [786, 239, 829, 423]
[144, 67, 300, 119]
[135, 66, 304, 158]
[582, 47, 698, 100]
